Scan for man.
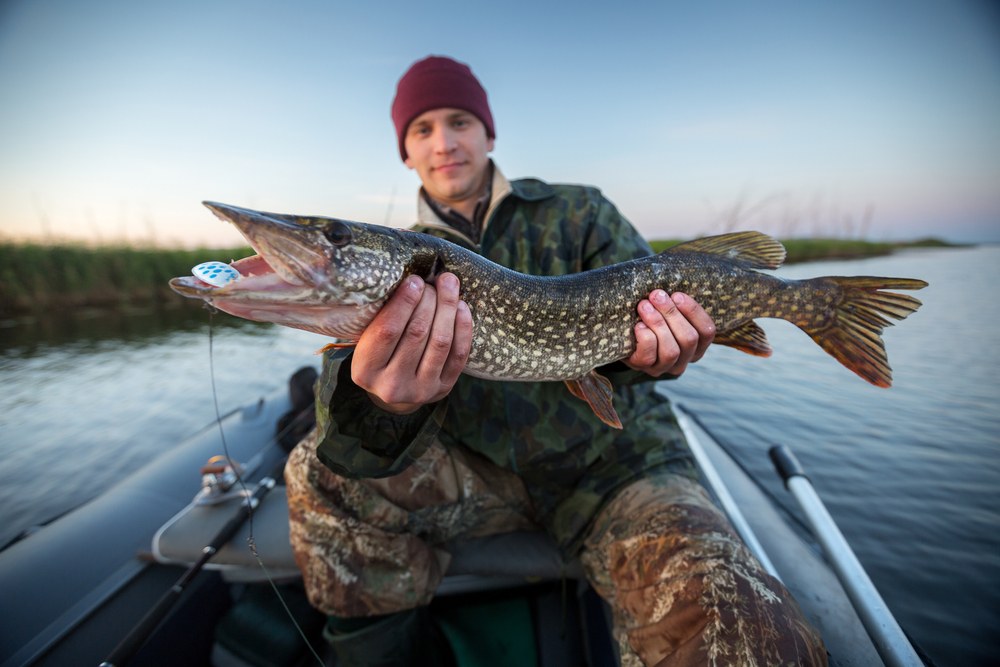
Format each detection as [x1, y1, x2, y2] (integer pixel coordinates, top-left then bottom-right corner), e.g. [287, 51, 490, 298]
[285, 55, 827, 666]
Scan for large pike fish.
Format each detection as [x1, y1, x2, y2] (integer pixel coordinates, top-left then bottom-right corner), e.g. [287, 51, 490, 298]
[170, 202, 927, 428]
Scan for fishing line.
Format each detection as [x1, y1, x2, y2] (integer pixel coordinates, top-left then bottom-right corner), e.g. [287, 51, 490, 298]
[207, 311, 326, 667]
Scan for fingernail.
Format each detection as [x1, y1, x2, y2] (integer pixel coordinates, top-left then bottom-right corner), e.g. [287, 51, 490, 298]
[651, 290, 669, 305]
[406, 276, 423, 290]
[440, 273, 458, 291]
[672, 293, 686, 305]
[639, 301, 654, 315]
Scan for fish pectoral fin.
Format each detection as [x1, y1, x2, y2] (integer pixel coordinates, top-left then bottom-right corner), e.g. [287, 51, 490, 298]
[316, 341, 358, 355]
[714, 321, 773, 357]
[564, 371, 623, 429]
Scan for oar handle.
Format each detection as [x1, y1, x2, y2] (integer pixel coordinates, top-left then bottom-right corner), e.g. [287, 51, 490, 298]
[768, 444, 807, 486]
[768, 445, 925, 667]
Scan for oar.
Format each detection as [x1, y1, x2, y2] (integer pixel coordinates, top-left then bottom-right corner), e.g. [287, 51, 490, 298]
[769, 445, 925, 667]
[98, 460, 284, 667]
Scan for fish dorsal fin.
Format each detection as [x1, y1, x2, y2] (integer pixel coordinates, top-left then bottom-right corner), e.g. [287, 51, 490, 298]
[664, 231, 786, 270]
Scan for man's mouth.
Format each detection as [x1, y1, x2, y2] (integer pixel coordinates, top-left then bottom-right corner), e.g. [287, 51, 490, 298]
[434, 161, 466, 174]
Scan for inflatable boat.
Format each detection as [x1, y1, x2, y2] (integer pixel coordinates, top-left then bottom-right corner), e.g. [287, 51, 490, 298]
[0, 368, 925, 667]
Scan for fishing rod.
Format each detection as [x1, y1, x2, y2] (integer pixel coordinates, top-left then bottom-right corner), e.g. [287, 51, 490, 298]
[769, 445, 925, 667]
[98, 459, 285, 667]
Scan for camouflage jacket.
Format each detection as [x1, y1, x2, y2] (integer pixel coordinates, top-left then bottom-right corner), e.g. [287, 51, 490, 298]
[314, 164, 695, 553]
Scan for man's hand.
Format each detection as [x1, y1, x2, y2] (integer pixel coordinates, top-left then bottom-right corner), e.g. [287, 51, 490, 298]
[624, 290, 715, 378]
[351, 273, 473, 414]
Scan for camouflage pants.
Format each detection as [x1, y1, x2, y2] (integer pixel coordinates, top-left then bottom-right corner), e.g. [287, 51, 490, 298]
[285, 428, 827, 666]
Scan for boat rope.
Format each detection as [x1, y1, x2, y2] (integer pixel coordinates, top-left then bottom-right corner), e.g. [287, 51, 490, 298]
[208, 312, 326, 667]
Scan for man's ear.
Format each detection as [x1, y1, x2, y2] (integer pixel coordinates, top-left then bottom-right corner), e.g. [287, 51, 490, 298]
[404, 155, 414, 169]
[487, 137, 495, 152]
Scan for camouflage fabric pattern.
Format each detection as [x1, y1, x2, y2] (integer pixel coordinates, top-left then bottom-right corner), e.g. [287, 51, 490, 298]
[286, 429, 827, 664]
[582, 474, 827, 666]
[315, 168, 698, 554]
[286, 426, 538, 616]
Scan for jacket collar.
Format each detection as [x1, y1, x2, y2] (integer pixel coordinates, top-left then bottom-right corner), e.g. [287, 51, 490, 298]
[414, 162, 554, 247]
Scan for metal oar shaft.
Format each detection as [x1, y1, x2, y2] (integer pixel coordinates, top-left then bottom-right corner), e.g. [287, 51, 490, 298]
[99, 466, 281, 667]
[769, 445, 923, 667]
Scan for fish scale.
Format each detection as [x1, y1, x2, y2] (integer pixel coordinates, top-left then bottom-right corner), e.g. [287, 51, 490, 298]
[170, 202, 927, 428]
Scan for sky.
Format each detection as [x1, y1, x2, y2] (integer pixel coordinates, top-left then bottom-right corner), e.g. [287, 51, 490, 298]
[0, 0, 998, 248]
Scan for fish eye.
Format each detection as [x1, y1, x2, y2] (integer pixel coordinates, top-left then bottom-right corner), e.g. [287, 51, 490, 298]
[324, 221, 352, 247]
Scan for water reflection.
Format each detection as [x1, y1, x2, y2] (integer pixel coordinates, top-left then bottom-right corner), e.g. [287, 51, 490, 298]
[0, 301, 274, 357]
[0, 301, 325, 559]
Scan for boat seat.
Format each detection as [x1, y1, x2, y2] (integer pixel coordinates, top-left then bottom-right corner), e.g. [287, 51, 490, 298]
[150, 485, 584, 595]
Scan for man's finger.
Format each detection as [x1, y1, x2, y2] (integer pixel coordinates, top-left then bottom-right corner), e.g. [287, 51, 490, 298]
[629, 318, 660, 368]
[651, 290, 699, 366]
[416, 273, 461, 380]
[356, 276, 425, 372]
[391, 280, 438, 373]
[644, 291, 684, 371]
[440, 300, 473, 387]
[670, 293, 716, 361]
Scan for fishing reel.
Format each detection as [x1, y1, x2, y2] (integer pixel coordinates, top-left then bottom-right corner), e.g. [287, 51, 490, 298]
[196, 455, 252, 505]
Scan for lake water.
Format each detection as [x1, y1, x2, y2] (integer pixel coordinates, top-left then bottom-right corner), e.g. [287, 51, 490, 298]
[1, 245, 997, 666]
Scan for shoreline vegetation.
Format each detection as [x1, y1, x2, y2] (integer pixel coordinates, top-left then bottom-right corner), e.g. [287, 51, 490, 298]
[1, 237, 960, 317]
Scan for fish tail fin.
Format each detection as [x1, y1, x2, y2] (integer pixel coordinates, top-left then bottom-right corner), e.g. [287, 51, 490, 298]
[801, 277, 927, 387]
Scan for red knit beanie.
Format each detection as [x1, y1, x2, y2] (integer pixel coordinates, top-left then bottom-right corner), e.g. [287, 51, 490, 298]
[391, 55, 495, 161]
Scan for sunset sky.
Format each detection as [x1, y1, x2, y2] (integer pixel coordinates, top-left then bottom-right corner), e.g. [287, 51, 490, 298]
[1, 0, 998, 247]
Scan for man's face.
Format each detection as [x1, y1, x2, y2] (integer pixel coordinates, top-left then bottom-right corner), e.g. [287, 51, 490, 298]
[403, 108, 494, 211]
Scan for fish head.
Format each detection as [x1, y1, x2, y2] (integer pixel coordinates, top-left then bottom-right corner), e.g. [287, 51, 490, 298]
[169, 202, 409, 339]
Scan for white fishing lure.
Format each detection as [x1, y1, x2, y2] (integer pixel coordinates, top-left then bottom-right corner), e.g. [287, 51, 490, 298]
[191, 261, 240, 287]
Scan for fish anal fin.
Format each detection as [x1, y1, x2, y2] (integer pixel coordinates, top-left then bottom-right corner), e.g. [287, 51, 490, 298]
[664, 231, 786, 270]
[564, 371, 623, 429]
[715, 321, 772, 357]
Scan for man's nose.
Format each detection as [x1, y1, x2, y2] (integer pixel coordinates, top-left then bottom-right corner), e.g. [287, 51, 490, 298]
[432, 127, 457, 152]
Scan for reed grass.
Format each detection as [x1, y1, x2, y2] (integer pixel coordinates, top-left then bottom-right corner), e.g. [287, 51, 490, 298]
[0, 242, 252, 316]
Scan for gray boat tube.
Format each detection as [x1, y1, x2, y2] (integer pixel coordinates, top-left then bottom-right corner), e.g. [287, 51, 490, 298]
[673, 405, 781, 580]
[769, 445, 924, 667]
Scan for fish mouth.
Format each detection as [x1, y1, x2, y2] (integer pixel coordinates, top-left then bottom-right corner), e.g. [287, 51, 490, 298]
[206, 201, 333, 287]
[168, 201, 390, 339]
[169, 201, 330, 302]
[168, 254, 305, 302]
